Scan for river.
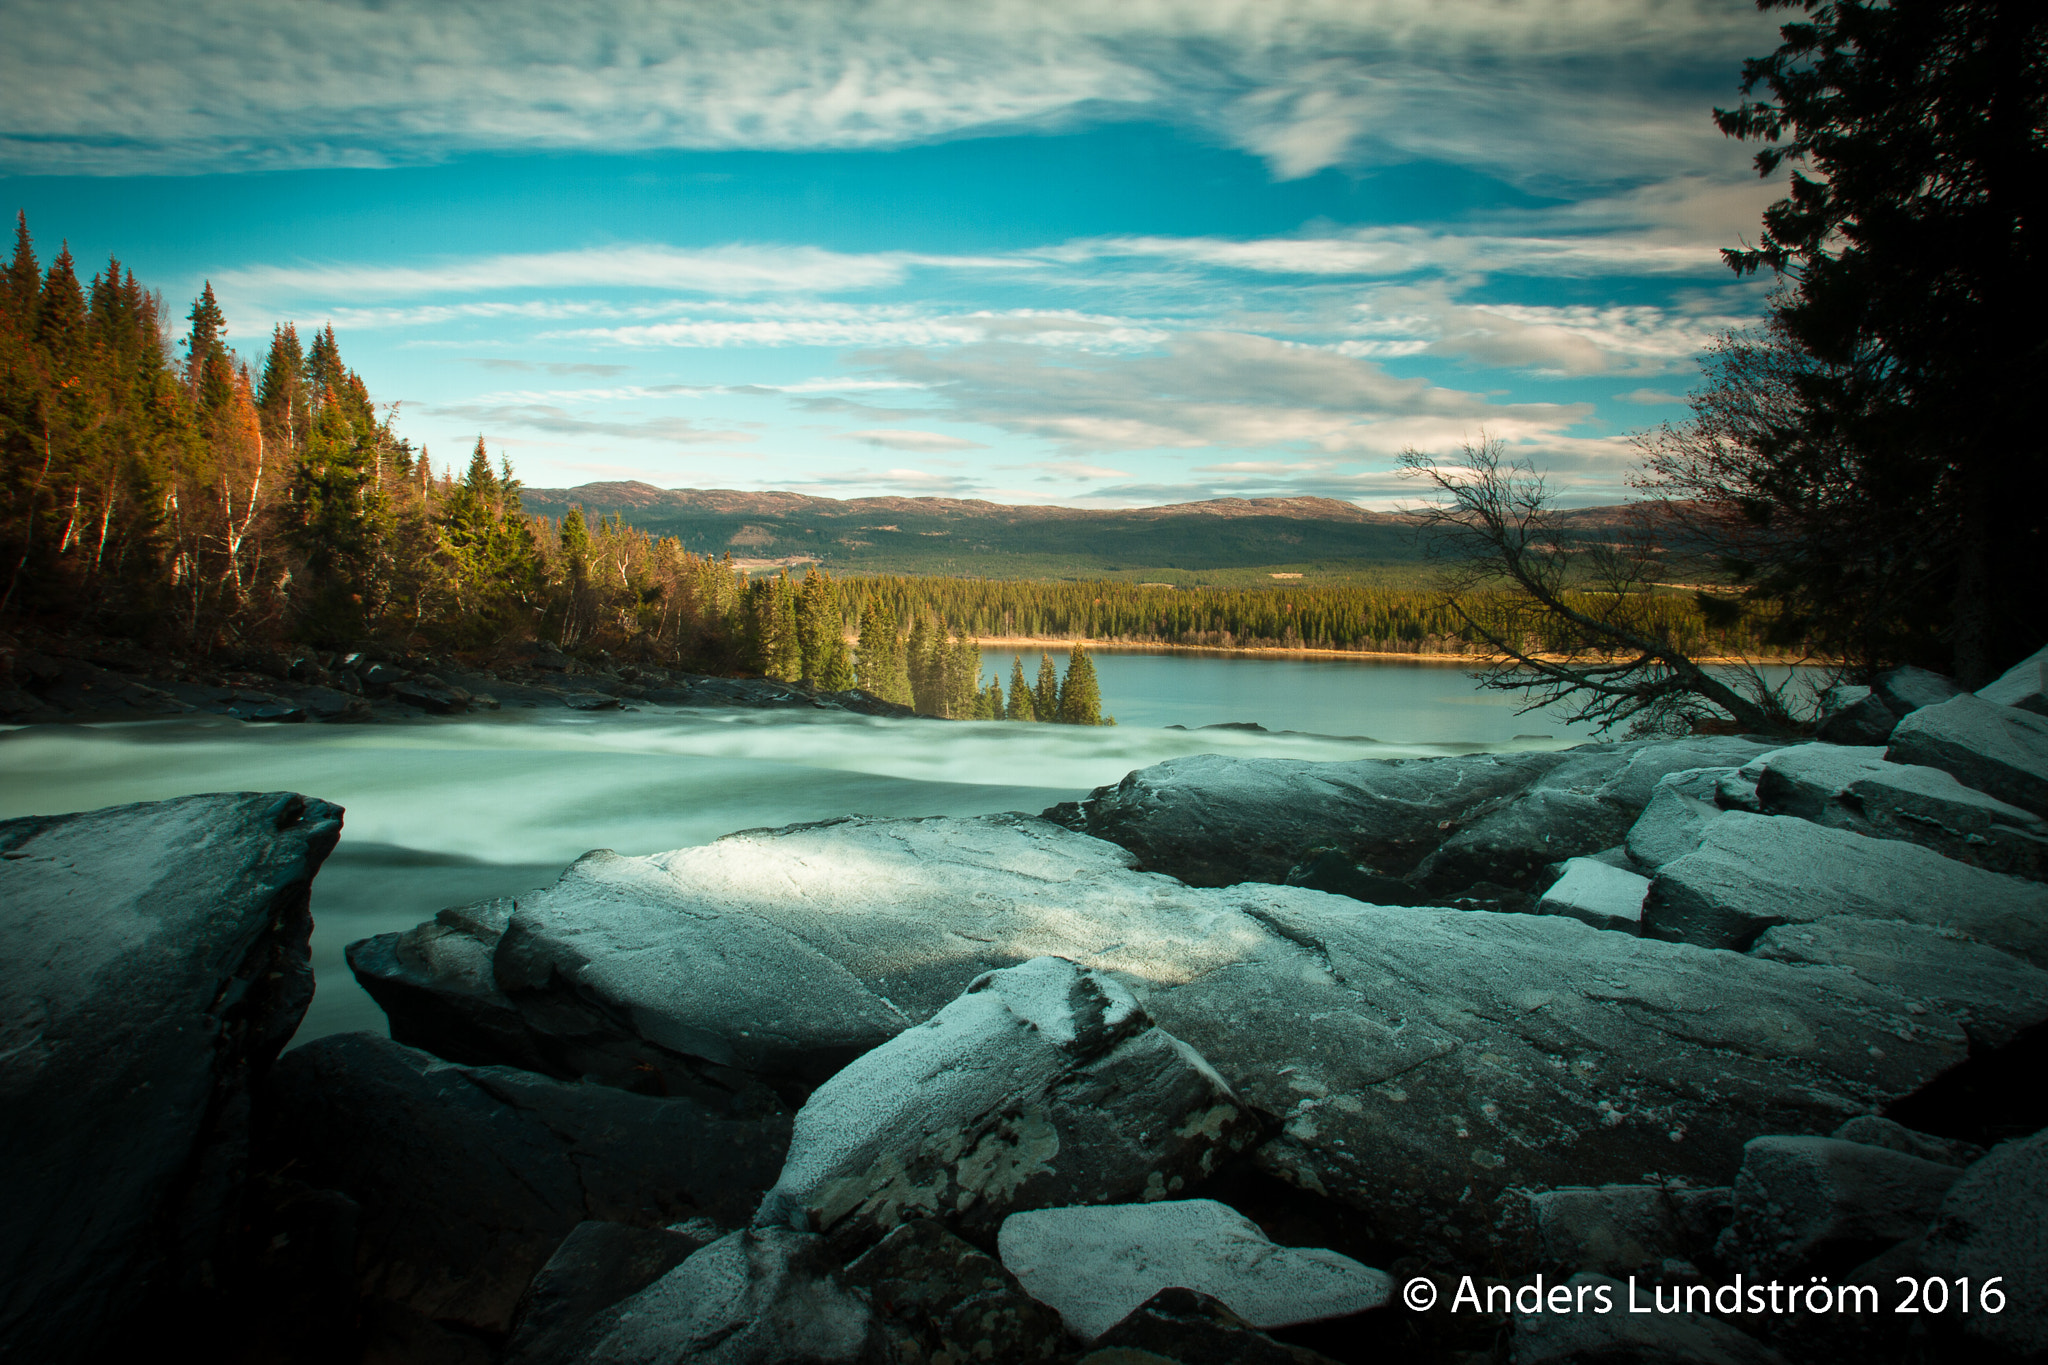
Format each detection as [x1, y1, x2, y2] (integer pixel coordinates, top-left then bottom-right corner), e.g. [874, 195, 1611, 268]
[0, 650, 1743, 1044]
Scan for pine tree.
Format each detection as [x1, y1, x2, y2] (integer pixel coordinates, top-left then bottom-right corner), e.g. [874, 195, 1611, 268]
[35, 247, 88, 374]
[182, 283, 235, 422]
[290, 383, 392, 640]
[2, 213, 38, 329]
[1056, 643, 1103, 725]
[856, 599, 896, 693]
[946, 633, 982, 719]
[1006, 656, 1035, 720]
[1033, 652, 1060, 722]
[796, 569, 839, 685]
[256, 324, 306, 452]
[982, 674, 1004, 720]
[906, 614, 942, 714]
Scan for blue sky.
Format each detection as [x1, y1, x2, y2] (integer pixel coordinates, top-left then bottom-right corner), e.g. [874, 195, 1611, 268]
[0, 0, 1791, 507]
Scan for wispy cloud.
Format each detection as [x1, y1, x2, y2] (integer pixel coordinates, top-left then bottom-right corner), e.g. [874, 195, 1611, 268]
[841, 429, 988, 453]
[428, 403, 756, 446]
[465, 358, 632, 376]
[2, 1, 1781, 183]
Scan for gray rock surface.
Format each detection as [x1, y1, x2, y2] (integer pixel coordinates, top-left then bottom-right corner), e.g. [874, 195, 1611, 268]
[755, 957, 1257, 1249]
[347, 898, 553, 1072]
[1536, 857, 1648, 932]
[997, 1199, 1389, 1341]
[410, 812, 1976, 1264]
[1888, 691, 2048, 817]
[1044, 738, 1771, 901]
[1814, 683, 1899, 746]
[1918, 1129, 2048, 1359]
[0, 791, 341, 1364]
[261, 1032, 792, 1334]
[1642, 810, 2048, 961]
[1624, 768, 1736, 871]
[843, 1220, 1067, 1364]
[1978, 643, 2048, 717]
[1528, 1185, 1731, 1278]
[1745, 742, 2047, 879]
[1873, 665, 1965, 718]
[584, 1227, 899, 1364]
[1828, 1116, 1985, 1169]
[1720, 1135, 1963, 1278]
[505, 1221, 715, 1365]
[1749, 917, 2048, 1049]
[1509, 1272, 1786, 1365]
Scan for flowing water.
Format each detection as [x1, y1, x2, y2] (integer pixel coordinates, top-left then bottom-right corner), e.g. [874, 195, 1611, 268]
[0, 650, 1782, 1043]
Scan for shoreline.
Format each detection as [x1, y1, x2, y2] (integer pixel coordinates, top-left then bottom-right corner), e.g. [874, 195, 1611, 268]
[965, 636, 1821, 667]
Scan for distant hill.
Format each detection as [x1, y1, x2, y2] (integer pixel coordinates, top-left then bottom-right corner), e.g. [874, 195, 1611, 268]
[515, 481, 1678, 584]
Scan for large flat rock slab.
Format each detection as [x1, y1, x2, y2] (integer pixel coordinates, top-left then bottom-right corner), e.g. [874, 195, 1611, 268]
[417, 813, 1975, 1265]
[1888, 691, 2048, 817]
[1642, 810, 2048, 961]
[0, 792, 342, 1364]
[1045, 738, 1773, 907]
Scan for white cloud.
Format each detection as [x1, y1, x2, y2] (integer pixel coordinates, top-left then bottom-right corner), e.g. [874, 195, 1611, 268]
[2, 1, 1783, 184]
[841, 429, 988, 452]
[1614, 387, 1692, 405]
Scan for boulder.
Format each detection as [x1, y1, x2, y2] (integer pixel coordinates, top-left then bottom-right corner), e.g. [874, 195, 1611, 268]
[754, 957, 1258, 1250]
[1977, 643, 2048, 717]
[1642, 810, 2048, 962]
[581, 1228, 901, 1364]
[1814, 683, 1900, 746]
[1749, 917, 2048, 1050]
[1888, 691, 2048, 817]
[1917, 1129, 2048, 1359]
[1508, 1272, 1786, 1365]
[996, 1200, 1389, 1341]
[1745, 743, 2048, 879]
[1872, 665, 1965, 718]
[260, 1032, 792, 1334]
[406, 812, 1975, 1264]
[843, 1219, 1067, 1363]
[389, 674, 471, 714]
[1828, 1116, 1985, 1169]
[1625, 768, 1735, 871]
[1527, 1185, 1731, 1278]
[347, 898, 551, 1073]
[1087, 1287, 1341, 1365]
[1535, 857, 1648, 932]
[505, 1221, 716, 1365]
[1047, 738, 1772, 902]
[0, 792, 341, 1364]
[1720, 1135, 1963, 1278]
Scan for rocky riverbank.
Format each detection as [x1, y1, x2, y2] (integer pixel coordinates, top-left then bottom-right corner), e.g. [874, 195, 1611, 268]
[3, 646, 2045, 1363]
[0, 631, 914, 725]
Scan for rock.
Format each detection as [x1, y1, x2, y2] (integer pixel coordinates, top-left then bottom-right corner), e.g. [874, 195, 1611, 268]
[844, 1219, 1067, 1363]
[1829, 1116, 1985, 1169]
[260, 1032, 792, 1334]
[1087, 1287, 1341, 1364]
[1745, 742, 2048, 879]
[1536, 857, 1648, 932]
[1624, 768, 1737, 871]
[1749, 917, 2048, 1049]
[390, 674, 471, 714]
[754, 957, 1258, 1250]
[1508, 1272, 1785, 1365]
[411, 811, 1977, 1265]
[346, 899, 553, 1073]
[298, 684, 372, 722]
[0, 792, 341, 1363]
[355, 659, 406, 697]
[1889, 690, 2048, 818]
[1815, 683, 1900, 745]
[1977, 643, 2048, 717]
[1720, 1135, 1963, 1278]
[505, 1221, 715, 1365]
[563, 690, 621, 711]
[1642, 810, 2048, 962]
[582, 1227, 900, 1364]
[1528, 1185, 1731, 1278]
[1918, 1129, 2048, 1359]
[1872, 665, 1965, 718]
[997, 1200, 1389, 1342]
[1049, 738, 1771, 902]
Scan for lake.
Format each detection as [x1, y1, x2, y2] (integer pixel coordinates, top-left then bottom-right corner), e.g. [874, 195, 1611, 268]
[0, 650, 1745, 1043]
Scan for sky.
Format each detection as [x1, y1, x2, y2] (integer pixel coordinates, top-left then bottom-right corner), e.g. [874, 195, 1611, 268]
[0, 0, 1794, 508]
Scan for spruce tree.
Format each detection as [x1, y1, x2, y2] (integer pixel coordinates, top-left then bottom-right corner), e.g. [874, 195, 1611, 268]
[2, 213, 37, 329]
[1033, 652, 1060, 722]
[182, 284, 234, 421]
[1056, 643, 1103, 725]
[856, 599, 897, 694]
[1006, 656, 1035, 721]
[982, 674, 1004, 720]
[906, 614, 941, 714]
[796, 569, 838, 685]
[257, 324, 306, 452]
[946, 633, 982, 719]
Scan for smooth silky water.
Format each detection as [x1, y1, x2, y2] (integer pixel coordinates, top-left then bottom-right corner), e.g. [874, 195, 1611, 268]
[0, 650, 1669, 1044]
